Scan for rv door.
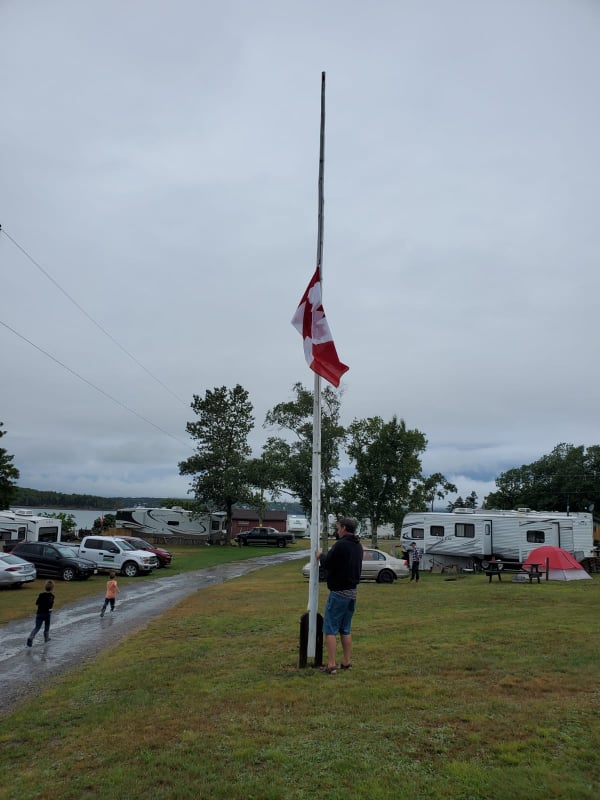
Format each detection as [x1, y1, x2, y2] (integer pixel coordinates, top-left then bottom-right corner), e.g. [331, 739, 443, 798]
[484, 519, 493, 556]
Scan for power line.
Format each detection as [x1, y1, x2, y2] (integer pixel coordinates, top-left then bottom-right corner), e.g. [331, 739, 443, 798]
[0, 318, 191, 450]
[0, 225, 188, 406]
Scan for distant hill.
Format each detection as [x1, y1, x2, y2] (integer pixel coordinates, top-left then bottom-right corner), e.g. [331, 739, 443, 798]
[12, 487, 175, 511]
[12, 487, 306, 515]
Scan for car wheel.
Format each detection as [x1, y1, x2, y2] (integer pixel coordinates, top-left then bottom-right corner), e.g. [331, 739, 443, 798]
[122, 561, 139, 578]
[277, 538, 287, 548]
[62, 567, 76, 581]
[377, 569, 395, 584]
[11, 582, 23, 589]
[242, 539, 248, 546]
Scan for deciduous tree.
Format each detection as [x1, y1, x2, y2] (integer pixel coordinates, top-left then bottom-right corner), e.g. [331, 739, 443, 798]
[410, 472, 457, 512]
[179, 385, 254, 538]
[483, 443, 600, 512]
[0, 422, 20, 510]
[264, 382, 345, 540]
[341, 415, 427, 546]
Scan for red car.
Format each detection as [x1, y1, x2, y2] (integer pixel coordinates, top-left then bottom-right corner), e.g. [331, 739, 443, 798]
[117, 536, 173, 568]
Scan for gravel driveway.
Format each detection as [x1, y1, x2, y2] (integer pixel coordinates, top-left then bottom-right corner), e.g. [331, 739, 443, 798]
[0, 549, 308, 717]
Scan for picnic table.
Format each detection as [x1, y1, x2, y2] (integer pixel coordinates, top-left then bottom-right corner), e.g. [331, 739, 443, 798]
[484, 561, 545, 583]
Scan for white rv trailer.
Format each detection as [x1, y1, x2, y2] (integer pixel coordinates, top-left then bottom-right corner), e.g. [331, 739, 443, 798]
[400, 508, 594, 570]
[115, 507, 227, 544]
[287, 515, 308, 537]
[0, 509, 62, 551]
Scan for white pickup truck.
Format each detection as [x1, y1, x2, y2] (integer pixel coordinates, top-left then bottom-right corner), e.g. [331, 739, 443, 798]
[76, 536, 158, 577]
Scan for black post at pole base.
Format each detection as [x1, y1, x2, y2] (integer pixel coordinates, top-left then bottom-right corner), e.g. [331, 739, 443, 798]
[298, 612, 323, 668]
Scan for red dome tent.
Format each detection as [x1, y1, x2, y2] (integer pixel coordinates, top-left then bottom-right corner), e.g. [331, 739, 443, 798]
[524, 546, 591, 581]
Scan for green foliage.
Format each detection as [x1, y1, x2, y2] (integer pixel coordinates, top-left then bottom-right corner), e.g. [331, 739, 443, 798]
[161, 498, 194, 510]
[265, 382, 345, 527]
[342, 415, 427, 545]
[243, 447, 284, 524]
[484, 443, 600, 512]
[179, 384, 254, 535]
[410, 472, 458, 512]
[447, 490, 478, 512]
[11, 487, 180, 510]
[93, 513, 116, 531]
[41, 511, 77, 533]
[0, 421, 20, 509]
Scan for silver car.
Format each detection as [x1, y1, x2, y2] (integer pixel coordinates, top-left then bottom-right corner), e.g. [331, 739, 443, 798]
[302, 547, 409, 584]
[0, 552, 37, 587]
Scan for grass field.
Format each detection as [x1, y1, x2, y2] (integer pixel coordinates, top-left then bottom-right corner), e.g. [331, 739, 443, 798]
[1, 555, 599, 800]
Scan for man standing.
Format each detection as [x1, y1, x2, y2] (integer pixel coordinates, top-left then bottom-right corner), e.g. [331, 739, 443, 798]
[409, 541, 423, 582]
[316, 517, 362, 674]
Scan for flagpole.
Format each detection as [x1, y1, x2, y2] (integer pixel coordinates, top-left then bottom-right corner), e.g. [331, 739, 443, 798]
[307, 71, 326, 659]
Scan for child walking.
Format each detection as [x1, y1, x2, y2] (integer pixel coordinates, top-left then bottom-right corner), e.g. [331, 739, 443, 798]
[100, 571, 119, 617]
[27, 580, 55, 647]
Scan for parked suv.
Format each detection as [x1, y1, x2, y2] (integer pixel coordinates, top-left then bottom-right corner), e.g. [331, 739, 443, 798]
[11, 542, 97, 582]
[235, 527, 295, 548]
[116, 536, 173, 568]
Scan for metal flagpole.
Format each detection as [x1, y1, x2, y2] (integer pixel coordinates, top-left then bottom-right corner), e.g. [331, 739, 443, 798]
[307, 71, 326, 659]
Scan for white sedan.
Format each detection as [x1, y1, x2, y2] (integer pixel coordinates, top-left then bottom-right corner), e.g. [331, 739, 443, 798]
[0, 552, 37, 587]
[302, 547, 409, 584]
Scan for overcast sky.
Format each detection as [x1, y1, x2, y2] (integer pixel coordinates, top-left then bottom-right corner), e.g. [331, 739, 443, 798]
[2, 0, 599, 508]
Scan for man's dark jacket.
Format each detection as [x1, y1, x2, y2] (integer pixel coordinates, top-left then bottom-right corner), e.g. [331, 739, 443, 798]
[319, 535, 362, 591]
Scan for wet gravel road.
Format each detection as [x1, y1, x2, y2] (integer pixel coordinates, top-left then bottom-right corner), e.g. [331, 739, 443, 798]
[0, 549, 308, 717]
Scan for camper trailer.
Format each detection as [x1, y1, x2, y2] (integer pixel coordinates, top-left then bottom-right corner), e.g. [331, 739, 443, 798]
[400, 508, 594, 570]
[0, 509, 62, 552]
[287, 515, 308, 537]
[115, 507, 227, 544]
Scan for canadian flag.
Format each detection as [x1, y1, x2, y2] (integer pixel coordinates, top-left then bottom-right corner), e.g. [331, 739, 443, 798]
[291, 265, 349, 388]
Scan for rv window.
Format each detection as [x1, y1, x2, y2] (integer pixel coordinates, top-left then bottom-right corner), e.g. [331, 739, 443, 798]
[430, 525, 444, 537]
[455, 523, 475, 538]
[167, 520, 180, 527]
[526, 530, 545, 543]
[411, 528, 424, 540]
[211, 520, 222, 531]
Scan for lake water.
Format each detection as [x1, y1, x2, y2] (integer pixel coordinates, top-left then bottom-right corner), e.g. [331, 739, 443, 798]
[10, 508, 114, 530]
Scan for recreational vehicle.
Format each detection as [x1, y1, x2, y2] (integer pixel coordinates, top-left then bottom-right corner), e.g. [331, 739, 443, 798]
[287, 515, 308, 537]
[400, 508, 594, 570]
[115, 507, 228, 544]
[0, 509, 62, 551]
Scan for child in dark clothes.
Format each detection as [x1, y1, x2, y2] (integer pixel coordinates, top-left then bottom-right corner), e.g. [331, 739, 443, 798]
[27, 580, 55, 646]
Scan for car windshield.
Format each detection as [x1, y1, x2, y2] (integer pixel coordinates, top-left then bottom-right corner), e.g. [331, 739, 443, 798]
[115, 539, 136, 550]
[129, 539, 151, 549]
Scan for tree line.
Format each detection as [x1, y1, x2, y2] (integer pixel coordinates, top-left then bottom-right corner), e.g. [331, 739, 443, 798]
[177, 383, 457, 546]
[7, 488, 176, 511]
[4, 409, 598, 545]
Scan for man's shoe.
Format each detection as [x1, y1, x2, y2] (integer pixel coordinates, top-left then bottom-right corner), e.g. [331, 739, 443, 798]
[26, 639, 32, 647]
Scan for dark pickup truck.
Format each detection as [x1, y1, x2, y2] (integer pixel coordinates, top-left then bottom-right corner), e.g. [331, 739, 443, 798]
[235, 527, 296, 548]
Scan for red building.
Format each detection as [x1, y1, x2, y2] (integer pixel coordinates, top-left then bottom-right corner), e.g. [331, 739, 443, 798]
[231, 509, 287, 535]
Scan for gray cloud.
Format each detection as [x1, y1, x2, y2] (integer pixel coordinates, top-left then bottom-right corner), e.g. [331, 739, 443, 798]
[2, 0, 599, 504]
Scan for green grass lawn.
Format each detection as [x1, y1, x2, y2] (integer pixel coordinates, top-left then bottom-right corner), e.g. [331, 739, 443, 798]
[1, 565, 599, 800]
[0, 541, 311, 625]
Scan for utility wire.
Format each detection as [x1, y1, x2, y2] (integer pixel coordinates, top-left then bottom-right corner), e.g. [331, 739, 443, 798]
[0, 318, 191, 450]
[0, 225, 188, 406]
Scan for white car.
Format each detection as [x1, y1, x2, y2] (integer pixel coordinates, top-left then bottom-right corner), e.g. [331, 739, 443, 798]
[0, 552, 37, 587]
[302, 547, 409, 584]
